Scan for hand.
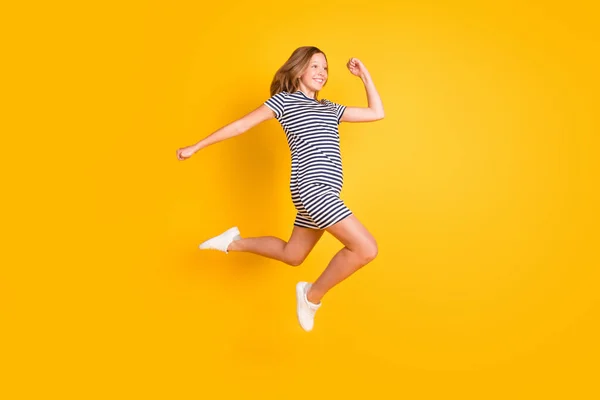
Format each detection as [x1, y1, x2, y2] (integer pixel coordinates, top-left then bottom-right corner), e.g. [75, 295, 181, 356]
[346, 57, 368, 77]
[176, 145, 197, 161]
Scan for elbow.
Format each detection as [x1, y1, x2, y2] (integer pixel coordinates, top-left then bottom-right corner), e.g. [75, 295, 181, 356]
[232, 120, 248, 136]
[376, 110, 385, 120]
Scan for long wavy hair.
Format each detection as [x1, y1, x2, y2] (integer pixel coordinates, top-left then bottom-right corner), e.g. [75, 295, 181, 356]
[270, 46, 328, 99]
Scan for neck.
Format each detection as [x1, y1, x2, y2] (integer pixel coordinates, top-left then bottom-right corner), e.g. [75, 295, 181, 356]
[297, 83, 316, 99]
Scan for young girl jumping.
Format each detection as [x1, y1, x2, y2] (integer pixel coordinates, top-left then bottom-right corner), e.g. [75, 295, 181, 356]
[176, 46, 384, 331]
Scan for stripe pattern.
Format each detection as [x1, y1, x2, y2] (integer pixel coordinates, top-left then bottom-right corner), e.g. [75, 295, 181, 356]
[265, 90, 352, 229]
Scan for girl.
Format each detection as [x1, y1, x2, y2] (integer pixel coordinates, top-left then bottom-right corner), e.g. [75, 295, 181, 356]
[176, 46, 384, 332]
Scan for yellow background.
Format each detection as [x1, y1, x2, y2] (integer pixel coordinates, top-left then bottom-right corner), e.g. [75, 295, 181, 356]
[2, 0, 599, 398]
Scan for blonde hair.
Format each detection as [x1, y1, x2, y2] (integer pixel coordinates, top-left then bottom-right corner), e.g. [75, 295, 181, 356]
[270, 46, 328, 99]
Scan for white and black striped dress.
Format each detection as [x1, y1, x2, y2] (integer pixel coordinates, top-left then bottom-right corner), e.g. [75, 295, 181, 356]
[264, 90, 352, 229]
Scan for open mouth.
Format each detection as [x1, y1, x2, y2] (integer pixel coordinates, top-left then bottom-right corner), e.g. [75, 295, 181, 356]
[313, 78, 325, 84]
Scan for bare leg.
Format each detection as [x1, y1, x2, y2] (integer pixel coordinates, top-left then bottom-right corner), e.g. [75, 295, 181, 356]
[306, 215, 378, 304]
[227, 226, 325, 266]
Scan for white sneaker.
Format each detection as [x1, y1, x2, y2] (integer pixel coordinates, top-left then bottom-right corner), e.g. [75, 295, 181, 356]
[198, 226, 241, 254]
[296, 282, 321, 332]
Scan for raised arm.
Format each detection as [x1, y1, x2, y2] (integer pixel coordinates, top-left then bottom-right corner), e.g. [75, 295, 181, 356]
[177, 104, 275, 160]
[340, 58, 385, 123]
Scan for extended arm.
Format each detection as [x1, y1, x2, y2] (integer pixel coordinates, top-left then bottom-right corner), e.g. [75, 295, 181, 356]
[177, 104, 275, 160]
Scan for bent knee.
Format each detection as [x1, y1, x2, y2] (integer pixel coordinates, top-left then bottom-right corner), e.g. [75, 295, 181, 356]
[286, 254, 306, 267]
[358, 241, 378, 265]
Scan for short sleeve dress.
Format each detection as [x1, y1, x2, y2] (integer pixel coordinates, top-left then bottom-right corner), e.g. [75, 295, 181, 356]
[264, 90, 352, 229]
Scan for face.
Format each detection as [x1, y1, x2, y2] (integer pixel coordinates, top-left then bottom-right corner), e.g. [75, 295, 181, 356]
[298, 53, 328, 92]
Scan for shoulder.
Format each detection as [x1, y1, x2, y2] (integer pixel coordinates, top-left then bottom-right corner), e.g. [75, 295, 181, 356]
[272, 91, 291, 98]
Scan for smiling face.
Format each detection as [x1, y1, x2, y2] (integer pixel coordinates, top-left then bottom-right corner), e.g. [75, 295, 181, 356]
[298, 52, 328, 95]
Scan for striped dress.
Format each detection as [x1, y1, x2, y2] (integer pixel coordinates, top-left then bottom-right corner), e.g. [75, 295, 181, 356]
[264, 90, 352, 229]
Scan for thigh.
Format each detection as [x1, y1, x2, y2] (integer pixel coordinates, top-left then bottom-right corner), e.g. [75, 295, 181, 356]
[285, 225, 325, 259]
[325, 214, 376, 251]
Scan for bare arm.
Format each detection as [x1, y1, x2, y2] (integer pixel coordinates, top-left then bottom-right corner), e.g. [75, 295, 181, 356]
[340, 58, 385, 123]
[177, 104, 275, 160]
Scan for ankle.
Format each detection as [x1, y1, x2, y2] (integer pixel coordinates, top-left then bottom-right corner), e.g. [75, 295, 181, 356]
[306, 287, 322, 305]
[227, 238, 242, 252]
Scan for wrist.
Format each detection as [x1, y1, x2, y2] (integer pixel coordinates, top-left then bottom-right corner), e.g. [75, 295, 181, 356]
[360, 71, 372, 83]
